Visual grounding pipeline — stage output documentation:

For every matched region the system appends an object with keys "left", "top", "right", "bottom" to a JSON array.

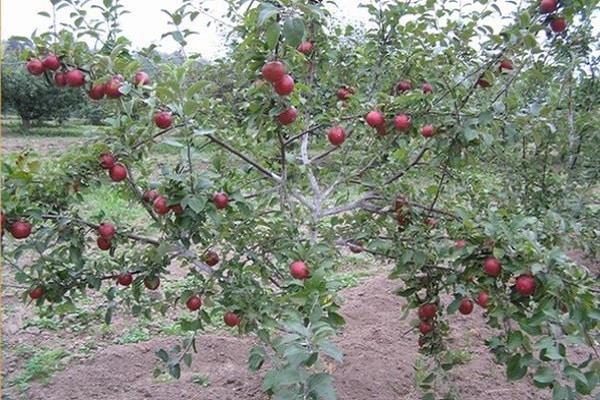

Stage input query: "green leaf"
[
  {"left": 257, "top": 3, "right": 278, "bottom": 26},
  {"left": 282, "top": 17, "right": 305, "bottom": 48},
  {"left": 308, "top": 373, "right": 336, "bottom": 400},
  {"left": 248, "top": 346, "right": 266, "bottom": 371},
  {"left": 320, "top": 340, "right": 343, "bottom": 363},
  {"left": 265, "top": 21, "right": 281, "bottom": 50},
  {"left": 506, "top": 354, "right": 527, "bottom": 381},
  {"left": 183, "top": 353, "right": 192, "bottom": 368},
  {"left": 533, "top": 366, "right": 555, "bottom": 384},
  {"left": 155, "top": 349, "right": 169, "bottom": 363},
  {"left": 168, "top": 363, "right": 181, "bottom": 379},
  {"left": 262, "top": 368, "right": 301, "bottom": 391}
]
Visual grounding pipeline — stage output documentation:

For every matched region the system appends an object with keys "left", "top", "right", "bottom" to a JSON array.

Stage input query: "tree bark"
[{"left": 21, "top": 117, "right": 32, "bottom": 130}]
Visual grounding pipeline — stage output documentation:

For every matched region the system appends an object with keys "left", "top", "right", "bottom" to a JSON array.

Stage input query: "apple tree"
[{"left": 2, "top": 0, "right": 599, "bottom": 399}]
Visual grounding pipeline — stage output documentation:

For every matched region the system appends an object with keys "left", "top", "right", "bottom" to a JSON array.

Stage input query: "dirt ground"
[
  {"left": 1, "top": 135, "right": 597, "bottom": 400},
  {"left": 2, "top": 136, "right": 84, "bottom": 155}
]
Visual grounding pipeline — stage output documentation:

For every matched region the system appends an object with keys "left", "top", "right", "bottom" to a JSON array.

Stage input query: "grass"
[
  {"left": 115, "top": 327, "right": 152, "bottom": 344},
  {"left": 1, "top": 115, "right": 103, "bottom": 137},
  {"left": 11, "top": 348, "right": 70, "bottom": 391}
]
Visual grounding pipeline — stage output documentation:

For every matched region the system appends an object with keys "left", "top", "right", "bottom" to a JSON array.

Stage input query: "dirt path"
[
  {"left": 14, "top": 273, "right": 562, "bottom": 400},
  {"left": 2, "top": 136, "right": 84, "bottom": 155}
]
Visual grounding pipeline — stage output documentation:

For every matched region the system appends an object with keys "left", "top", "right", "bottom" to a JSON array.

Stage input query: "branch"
[
  {"left": 384, "top": 145, "right": 430, "bottom": 185},
  {"left": 283, "top": 115, "right": 362, "bottom": 146},
  {"left": 320, "top": 192, "right": 380, "bottom": 217},
  {"left": 132, "top": 124, "right": 185, "bottom": 150}
]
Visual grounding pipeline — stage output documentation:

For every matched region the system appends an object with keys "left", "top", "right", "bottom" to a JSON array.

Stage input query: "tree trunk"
[{"left": 21, "top": 117, "right": 32, "bottom": 130}]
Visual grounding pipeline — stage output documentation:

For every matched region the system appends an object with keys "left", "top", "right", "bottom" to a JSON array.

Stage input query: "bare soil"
[{"left": 2, "top": 136, "right": 84, "bottom": 155}]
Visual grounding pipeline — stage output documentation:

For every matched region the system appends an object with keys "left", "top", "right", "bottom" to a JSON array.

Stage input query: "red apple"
[
  {"left": 153, "top": 196, "right": 170, "bottom": 215},
  {"left": 154, "top": 111, "right": 173, "bottom": 129},
  {"left": 97, "top": 237, "right": 112, "bottom": 250},
  {"left": 203, "top": 250, "right": 220, "bottom": 266},
  {"left": 425, "top": 217, "right": 437, "bottom": 228},
  {"left": 170, "top": 204, "right": 183, "bottom": 215},
  {"left": 186, "top": 295, "right": 202, "bottom": 311},
  {"left": 54, "top": 72, "right": 67, "bottom": 87},
  {"left": 213, "top": 192, "right": 229, "bottom": 210},
  {"left": 104, "top": 77, "right": 123, "bottom": 98},
  {"left": 540, "top": 0, "right": 557, "bottom": 13},
  {"left": 297, "top": 41, "right": 314, "bottom": 54},
  {"left": 144, "top": 276, "right": 160, "bottom": 290},
  {"left": 88, "top": 84, "right": 105, "bottom": 100},
  {"left": 421, "top": 124, "right": 435, "bottom": 138},
  {"left": 224, "top": 311, "right": 241, "bottom": 327},
  {"left": 365, "top": 111, "right": 385, "bottom": 128},
  {"left": 454, "top": 239, "right": 467, "bottom": 249},
  {"left": 274, "top": 74, "right": 294, "bottom": 96},
  {"left": 422, "top": 82, "right": 433, "bottom": 94},
  {"left": 336, "top": 87, "right": 351, "bottom": 100},
  {"left": 109, "top": 163, "right": 128, "bottom": 182},
  {"left": 500, "top": 59, "right": 514, "bottom": 71},
  {"left": 117, "top": 272, "right": 133, "bottom": 286},
  {"left": 419, "top": 321, "right": 434, "bottom": 334},
  {"left": 394, "top": 114, "right": 412, "bottom": 132},
  {"left": 143, "top": 189, "right": 159, "bottom": 203},
  {"left": 515, "top": 274, "right": 536, "bottom": 296},
  {"left": 550, "top": 17, "right": 567, "bottom": 33},
  {"left": 476, "top": 291, "right": 489, "bottom": 308},
  {"left": 477, "top": 77, "right": 491, "bottom": 88},
  {"left": 99, "top": 153, "right": 116, "bottom": 170},
  {"left": 134, "top": 71, "right": 151, "bottom": 86},
  {"left": 29, "top": 286, "right": 44, "bottom": 300},
  {"left": 277, "top": 107, "right": 298, "bottom": 125},
  {"left": 418, "top": 303, "right": 437, "bottom": 320},
  {"left": 327, "top": 126, "right": 346, "bottom": 146},
  {"left": 42, "top": 54, "right": 61, "bottom": 71},
  {"left": 349, "top": 241, "right": 364, "bottom": 254},
  {"left": 290, "top": 260, "right": 310, "bottom": 280},
  {"left": 65, "top": 69, "right": 86, "bottom": 87},
  {"left": 261, "top": 61, "right": 286, "bottom": 83},
  {"left": 26, "top": 59, "right": 45, "bottom": 75},
  {"left": 483, "top": 257, "right": 502, "bottom": 277},
  {"left": 10, "top": 220, "right": 32, "bottom": 239},
  {"left": 459, "top": 299, "right": 474, "bottom": 315},
  {"left": 396, "top": 80, "right": 412, "bottom": 92},
  {"left": 97, "top": 223, "right": 116, "bottom": 240}
]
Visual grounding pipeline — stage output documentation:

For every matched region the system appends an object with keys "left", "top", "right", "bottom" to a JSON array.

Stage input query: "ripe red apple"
[
  {"left": 290, "top": 260, "right": 310, "bottom": 280},
  {"left": 277, "top": 107, "right": 298, "bottom": 125},
  {"left": 419, "top": 321, "right": 434, "bottom": 334},
  {"left": 224, "top": 311, "right": 241, "bottom": 327},
  {"left": 213, "top": 192, "right": 229, "bottom": 210},
  {"left": 154, "top": 111, "right": 173, "bottom": 129},
  {"left": 104, "top": 77, "right": 123, "bottom": 98},
  {"left": 117, "top": 272, "right": 133, "bottom": 286},
  {"left": 134, "top": 71, "right": 151, "bottom": 86},
  {"left": 26, "top": 59, "right": 45, "bottom": 75},
  {"left": 483, "top": 257, "right": 502, "bottom": 277},
  {"left": 98, "top": 223, "right": 116, "bottom": 240},
  {"left": 261, "top": 61, "right": 286, "bottom": 83},
  {"left": 454, "top": 239, "right": 467, "bottom": 249},
  {"left": 327, "top": 126, "right": 346, "bottom": 146},
  {"left": 425, "top": 217, "right": 437, "bottom": 228},
  {"left": 109, "top": 163, "right": 128, "bottom": 182},
  {"left": 393, "top": 114, "right": 412, "bottom": 132},
  {"left": 418, "top": 303, "right": 437, "bottom": 320},
  {"left": 459, "top": 299, "right": 474, "bottom": 315},
  {"left": 365, "top": 111, "right": 385, "bottom": 128},
  {"left": 42, "top": 54, "right": 61, "bottom": 71},
  {"left": 500, "top": 59, "right": 514, "bottom": 71},
  {"left": 421, "top": 124, "right": 435, "bottom": 138},
  {"left": 550, "top": 17, "right": 567, "bottom": 33},
  {"left": 422, "top": 82, "right": 433, "bottom": 94},
  {"left": 88, "top": 84, "right": 106, "bottom": 100},
  {"left": 97, "top": 237, "right": 112, "bottom": 250},
  {"left": 336, "top": 87, "right": 351, "bottom": 101},
  {"left": 540, "top": 0, "right": 557, "bottom": 13},
  {"left": 515, "top": 274, "right": 536, "bottom": 296},
  {"left": 153, "top": 196, "right": 170, "bottom": 215},
  {"left": 477, "top": 77, "right": 491, "bottom": 88},
  {"left": 186, "top": 295, "right": 202, "bottom": 311},
  {"left": 54, "top": 72, "right": 67, "bottom": 87},
  {"left": 297, "top": 41, "right": 314, "bottom": 54},
  {"left": 476, "top": 291, "right": 489, "bottom": 308},
  {"left": 10, "top": 220, "right": 32, "bottom": 239},
  {"left": 204, "top": 250, "right": 220, "bottom": 266},
  {"left": 99, "top": 153, "right": 116, "bottom": 169},
  {"left": 65, "top": 69, "right": 86, "bottom": 87},
  {"left": 29, "top": 286, "right": 44, "bottom": 300},
  {"left": 170, "top": 204, "right": 183, "bottom": 214},
  {"left": 274, "top": 74, "right": 294, "bottom": 96},
  {"left": 396, "top": 80, "right": 412, "bottom": 92},
  {"left": 143, "top": 189, "right": 159, "bottom": 203},
  {"left": 144, "top": 276, "right": 160, "bottom": 290}
]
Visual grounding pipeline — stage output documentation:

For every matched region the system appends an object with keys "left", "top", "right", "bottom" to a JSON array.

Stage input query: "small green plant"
[
  {"left": 191, "top": 374, "right": 211, "bottom": 386},
  {"left": 12, "top": 348, "right": 69, "bottom": 391},
  {"left": 115, "top": 327, "right": 151, "bottom": 344}
]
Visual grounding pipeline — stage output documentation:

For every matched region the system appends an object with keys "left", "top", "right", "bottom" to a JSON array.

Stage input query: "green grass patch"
[
  {"left": 12, "top": 348, "right": 70, "bottom": 391},
  {"left": 75, "top": 184, "right": 149, "bottom": 228},
  {"left": 2, "top": 118, "right": 103, "bottom": 137},
  {"left": 114, "top": 327, "right": 152, "bottom": 344}
]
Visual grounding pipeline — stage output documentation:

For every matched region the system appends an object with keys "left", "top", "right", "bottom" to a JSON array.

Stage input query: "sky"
[{"left": 0, "top": 0, "right": 370, "bottom": 58}]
